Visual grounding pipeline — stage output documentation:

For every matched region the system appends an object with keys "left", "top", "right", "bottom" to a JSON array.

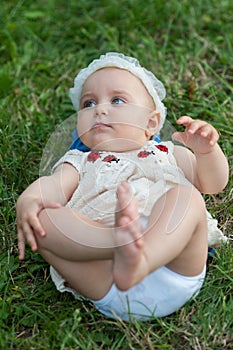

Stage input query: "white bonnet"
[{"left": 70, "top": 52, "right": 167, "bottom": 131}]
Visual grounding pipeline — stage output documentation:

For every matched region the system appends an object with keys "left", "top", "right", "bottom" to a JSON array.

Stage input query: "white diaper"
[
  {"left": 92, "top": 265, "right": 206, "bottom": 321},
  {"left": 50, "top": 264, "right": 206, "bottom": 321}
]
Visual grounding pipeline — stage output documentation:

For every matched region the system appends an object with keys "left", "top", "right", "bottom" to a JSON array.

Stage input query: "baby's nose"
[{"left": 95, "top": 103, "right": 108, "bottom": 116}]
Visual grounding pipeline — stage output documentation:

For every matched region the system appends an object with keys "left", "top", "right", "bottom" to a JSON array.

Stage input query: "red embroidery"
[
  {"left": 87, "top": 151, "right": 101, "bottom": 162},
  {"left": 137, "top": 150, "right": 150, "bottom": 158},
  {"left": 103, "top": 155, "right": 120, "bottom": 163},
  {"left": 156, "top": 145, "right": 168, "bottom": 153}
]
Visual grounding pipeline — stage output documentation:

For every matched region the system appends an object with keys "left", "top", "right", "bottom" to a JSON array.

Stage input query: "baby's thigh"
[
  {"left": 36, "top": 207, "right": 113, "bottom": 260},
  {"left": 148, "top": 185, "right": 206, "bottom": 234},
  {"left": 49, "top": 258, "right": 114, "bottom": 300},
  {"left": 146, "top": 185, "right": 207, "bottom": 275}
]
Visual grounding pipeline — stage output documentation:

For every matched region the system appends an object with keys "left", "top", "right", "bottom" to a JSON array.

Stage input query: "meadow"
[{"left": 0, "top": 0, "right": 232, "bottom": 349}]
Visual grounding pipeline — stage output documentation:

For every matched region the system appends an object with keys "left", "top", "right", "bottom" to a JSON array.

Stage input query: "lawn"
[{"left": 0, "top": 0, "right": 232, "bottom": 349}]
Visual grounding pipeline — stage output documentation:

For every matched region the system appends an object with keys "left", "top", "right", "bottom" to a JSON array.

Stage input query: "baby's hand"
[
  {"left": 16, "top": 196, "right": 61, "bottom": 260},
  {"left": 172, "top": 116, "right": 219, "bottom": 154}
]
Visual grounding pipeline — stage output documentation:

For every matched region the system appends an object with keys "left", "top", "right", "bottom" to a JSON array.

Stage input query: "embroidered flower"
[
  {"left": 103, "top": 155, "right": 120, "bottom": 163},
  {"left": 87, "top": 151, "right": 101, "bottom": 162},
  {"left": 156, "top": 144, "right": 168, "bottom": 153}
]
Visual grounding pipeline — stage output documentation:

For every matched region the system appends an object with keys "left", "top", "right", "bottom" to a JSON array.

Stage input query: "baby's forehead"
[
  {"left": 83, "top": 67, "right": 152, "bottom": 93},
  {"left": 84, "top": 67, "right": 139, "bottom": 82}
]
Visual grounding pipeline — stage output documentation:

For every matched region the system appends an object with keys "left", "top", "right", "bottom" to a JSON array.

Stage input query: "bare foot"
[{"left": 113, "top": 182, "right": 149, "bottom": 291}]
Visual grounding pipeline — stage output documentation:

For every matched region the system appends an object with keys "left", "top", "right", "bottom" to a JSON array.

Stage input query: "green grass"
[{"left": 0, "top": 0, "right": 232, "bottom": 348}]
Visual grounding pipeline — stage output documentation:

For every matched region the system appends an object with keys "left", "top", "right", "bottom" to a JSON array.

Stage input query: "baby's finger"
[
  {"left": 186, "top": 120, "right": 208, "bottom": 135},
  {"left": 212, "top": 128, "right": 219, "bottom": 144},
  {"left": 23, "top": 223, "right": 38, "bottom": 252},
  {"left": 20, "top": 221, "right": 39, "bottom": 251},
  {"left": 176, "top": 116, "right": 193, "bottom": 126},
  {"left": 197, "top": 124, "right": 219, "bottom": 143},
  {"left": 17, "top": 229, "right": 26, "bottom": 260},
  {"left": 45, "top": 202, "right": 62, "bottom": 209},
  {"left": 28, "top": 215, "right": 46, "bottom": 237},
  {"left": 207, "top": 127, "right": 219, "bottom": 146},
  {"left": 197, "top": 124, "right": 213, "bottom": 138}
]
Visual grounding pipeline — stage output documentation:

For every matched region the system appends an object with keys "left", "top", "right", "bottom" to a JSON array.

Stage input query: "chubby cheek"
[
  {"left": 78, "top": 128, "right": 92, "bottom": 147},
  {"left": 116, "top": 111, "right": 147, "bottom": 129},
  {"left": 118, "top": 125, "right": 148, "bottom": 144},
  {"left": 77, "top": 117, "right": 92, "bottom": 139},
  {"left": 122, "top": 120, "right": 148, "bottom": 136}
]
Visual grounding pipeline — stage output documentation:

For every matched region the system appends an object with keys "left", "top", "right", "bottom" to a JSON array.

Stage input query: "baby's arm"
[
  {"left": 16, "top": 163, "right": 79, "bottom": 259},
  {"left": 173, "top": 116, "right": 229, "bottom": 194}
]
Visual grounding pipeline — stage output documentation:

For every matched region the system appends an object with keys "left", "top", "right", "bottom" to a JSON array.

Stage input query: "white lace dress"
[{"left": 52, "top": 140, "right": 227, "bottom": 246}]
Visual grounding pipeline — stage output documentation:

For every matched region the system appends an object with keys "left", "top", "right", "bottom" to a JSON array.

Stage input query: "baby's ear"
[{"left": 146, "top": 111, "right": 160, "bottom": 138}]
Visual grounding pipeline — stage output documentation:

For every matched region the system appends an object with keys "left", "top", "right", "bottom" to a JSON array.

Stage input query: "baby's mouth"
[{"left": 92, "top": 122, "right": 112, "bottom": 130}]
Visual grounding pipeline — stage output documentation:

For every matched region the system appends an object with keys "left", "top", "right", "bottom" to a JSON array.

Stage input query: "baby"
[{"left": 17, "top": 53, "right": 229, "bottom": 321}]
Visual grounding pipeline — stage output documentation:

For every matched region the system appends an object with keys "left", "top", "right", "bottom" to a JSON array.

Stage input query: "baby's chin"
[{"left": 91, "top": 139, "right": 146, "bottom": 153}]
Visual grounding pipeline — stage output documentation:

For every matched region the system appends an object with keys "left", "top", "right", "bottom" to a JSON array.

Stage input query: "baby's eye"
[
  {"left": 83, "top": 100, "right": 96, "bottom": 108},
  {"left": 112, "top": 98, "right": 125, "bottom": 105}
]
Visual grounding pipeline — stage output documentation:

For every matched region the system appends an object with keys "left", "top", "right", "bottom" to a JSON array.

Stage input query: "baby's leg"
[
  {"left": 113, "top": 182, "right": 150, "bottom": 290},
  {"left": 145, "top": 185, "right": 208, "bottom": 277},
  {"left": 113, "top": 183, "right": 208, "bottom": 290},
  {"left": 36, "top": 208, "right": 116, "bottom": 300},
  {"left": 41, "top": 250, "right": 113, "bottom": 300},
  {"left": 36, "top": 207, "right": 115, "bottom": 261}
]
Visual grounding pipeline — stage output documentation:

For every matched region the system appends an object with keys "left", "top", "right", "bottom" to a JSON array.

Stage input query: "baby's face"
[{"left": 77, "top": 68, "right": 160, "bottom": 152}]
